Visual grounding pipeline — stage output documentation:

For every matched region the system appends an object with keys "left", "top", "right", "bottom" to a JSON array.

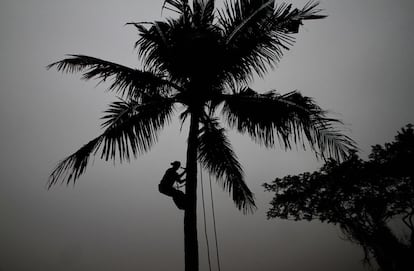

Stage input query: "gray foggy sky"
[{"left": 1, "top": 0, "right": 413, "bottom": 270}]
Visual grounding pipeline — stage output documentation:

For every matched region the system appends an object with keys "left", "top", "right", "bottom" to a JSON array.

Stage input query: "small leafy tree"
[{"left": 264, "top": 124, "right": 414, "bottom": 271}]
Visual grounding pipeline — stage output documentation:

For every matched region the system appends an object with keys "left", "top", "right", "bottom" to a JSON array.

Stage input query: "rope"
[
  {"left": 199, "top": 164, "right": 212, "bottom": 271},
  {"left": 209, "top": 173, "right": 222, "bottom": 271}
]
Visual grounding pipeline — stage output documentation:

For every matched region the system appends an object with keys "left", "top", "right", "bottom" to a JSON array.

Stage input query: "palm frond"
[
  {"left": 222, "top": 88, "right": 356, "bottom": 161},
  {"left": 217, "top": 0, "right": 326, "bottom": 85},
  {"left": 132, "top": 20, "right": 188, "bottom": 77},
  {"left": 48, "top": 137, "right": 104, "bottom": 188},
  {"left": 48, "top": 96, "right": 176, "bottom": 187},
  {"left": 100, "top": 96, "right": 175, "bottom": 161},
  {"left": 162, "top": 0, "right": 192, "bottom": 17},
  {"left": 47, "top": 55, "right": 173, "bottom": 98},
  {"left": 217, "top": 0, "right": 292, "bottom": 84},
  {"left": 305, "top": 118, "right": 357, "bottom": 162},
  {"left": 192, "top": 0, "right": 216, "bottom": 26},
  {"left": 300, "top": 1, "right": 327, "bottom": 20},
  {"left": 224, "top": 0, "right": 275, "bottom": 43},
  {"left": 198, "top": 117, "right": 256, "bottom": 213},
  {"left": 134, "top": 16, "right": 223, "bottom": 84},
  {"left": 133, "top": 20, "right": 180, "bottom": 77},
  {"left": 271, "top": 1, "right": 327, "bottom": 31}
]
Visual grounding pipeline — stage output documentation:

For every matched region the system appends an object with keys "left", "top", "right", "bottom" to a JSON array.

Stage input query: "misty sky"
[{"left": 1, "top": 0, "right": 413, "bottom": 270}]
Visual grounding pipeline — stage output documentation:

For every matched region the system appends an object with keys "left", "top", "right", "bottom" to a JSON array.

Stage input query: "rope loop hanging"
[
  {"left": 200, "top": 164, "right": 212, "bottom": 271},
  {"left": 199, "top": 164, "right": 222, "bottom": 271},
  {"left": 209, "top": 172, "right": 222, "bottom": 271}
]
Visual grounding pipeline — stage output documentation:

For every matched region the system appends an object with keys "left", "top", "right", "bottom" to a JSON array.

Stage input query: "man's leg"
[
  {"left": 171, "top": 189, "right": 187, "bottom": 210},
  {"left": 159, "top": 185, "right": 186, "bottom": 209},
  {"left": 159, "top": 184, "right": 175, "bottom": 197}
]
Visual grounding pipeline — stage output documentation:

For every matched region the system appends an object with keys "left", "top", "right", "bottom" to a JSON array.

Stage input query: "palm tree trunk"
[{"left": 184, "top": 112, "right": 199, "bottom": 271}]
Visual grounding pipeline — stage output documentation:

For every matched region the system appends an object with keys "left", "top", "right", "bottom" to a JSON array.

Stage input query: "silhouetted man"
[{"left": 159, "top": 161, "right": 186, "bottom": 210}]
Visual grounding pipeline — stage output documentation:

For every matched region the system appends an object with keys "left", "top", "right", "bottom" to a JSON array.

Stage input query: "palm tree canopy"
[{"left": 48, "top": 0, "right": 355, "bottom": 213}]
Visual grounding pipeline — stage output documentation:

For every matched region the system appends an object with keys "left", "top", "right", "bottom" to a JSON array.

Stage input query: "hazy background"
[{"left": 1, "top": 0, "right": 413, "bottom": 270}]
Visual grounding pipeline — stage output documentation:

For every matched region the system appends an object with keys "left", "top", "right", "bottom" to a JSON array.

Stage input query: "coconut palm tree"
[{"left": 47, "top": 1, "right": 355, "bottom": 270}]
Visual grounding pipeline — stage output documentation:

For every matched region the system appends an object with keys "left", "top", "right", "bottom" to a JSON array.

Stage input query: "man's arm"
[{"left": 177, "top": 169, "right": 186, "bottom": 184}]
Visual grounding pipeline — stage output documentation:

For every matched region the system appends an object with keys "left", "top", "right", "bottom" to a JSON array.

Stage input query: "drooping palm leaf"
[
  {"left": 47, "top": 55, "right": 174, "bottom": 98},
  {"left": 48, "top": 96, "right": 175, "bottom": 187},
  {"left": 100, "top": 95, "right": 176, "bottom": 161},
  {"left": 222, "top": 88, "right": 356, "bottom": 161},
  {"left": 198, "top": 117, "right": 256, "bottom": 213},
  {"left": 305, "top": 117, "right": 356, "bottom": 161},
  {"left": 48, "top": 136, "right": 104, "bottom": 188}
]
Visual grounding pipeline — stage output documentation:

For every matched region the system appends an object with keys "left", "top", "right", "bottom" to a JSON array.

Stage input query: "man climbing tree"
[{"left": 159, "top": 161, "right": 187, "bottom": 209}]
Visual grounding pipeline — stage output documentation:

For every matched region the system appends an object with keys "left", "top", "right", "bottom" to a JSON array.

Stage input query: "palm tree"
[{"left": 47, "top": 1, "right": 355, "bottom": 270}]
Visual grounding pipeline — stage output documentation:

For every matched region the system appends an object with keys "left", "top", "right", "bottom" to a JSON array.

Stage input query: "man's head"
[{"left": 171, "top": 161, "right": 181, "bottom": 170}]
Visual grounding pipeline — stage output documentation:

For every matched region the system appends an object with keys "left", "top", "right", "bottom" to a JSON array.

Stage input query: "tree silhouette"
[
  {"left": 48, "top": 1, "right": 355, "bottom": 270},
  {"left": 264, "top": 124, "right": 414, "bottom": 271}
]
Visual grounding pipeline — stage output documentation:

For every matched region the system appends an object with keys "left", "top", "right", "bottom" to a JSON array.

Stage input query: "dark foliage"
[
  {"left": 198, "top": 117, "right": 256, "bottom": 212},
  {"left": 47, "top": 0, "right": 349, "bottom": 214},
  {"left": 264, "top": 124, "right": 414, "bottom": 270},
  {"left": 48, "top": 1, "right": 353, "bottom": 270},
  {"left": 222, "top": 88, "right": 354, "bottom": 161}
]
